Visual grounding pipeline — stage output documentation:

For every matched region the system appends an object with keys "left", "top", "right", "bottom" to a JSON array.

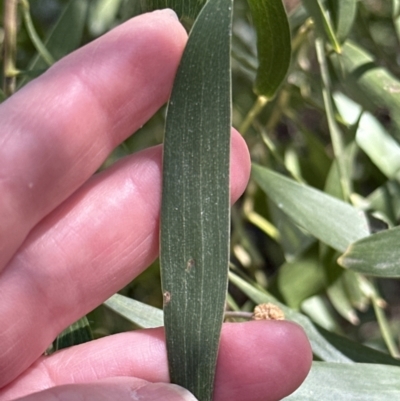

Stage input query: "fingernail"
[{"left": 155, "top": 8, "right": 179, "bottom": 21}]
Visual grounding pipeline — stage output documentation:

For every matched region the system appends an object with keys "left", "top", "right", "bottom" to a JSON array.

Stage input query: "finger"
[
  {"left": 0, "top": 9, "right": 187, "bottom": 269},
  {"left": 0, "top": 322, "right": 312, "bottom": 401},
  {"left": 15, "top": 378, "right": 197, "bottom": 401},
  {"left": 0, "top": 130, "right": 250, "bottom": 387}
]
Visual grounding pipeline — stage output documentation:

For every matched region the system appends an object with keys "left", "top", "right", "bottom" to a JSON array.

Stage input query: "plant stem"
[
  {"left": 239, "top": 95, "right": 268, "bottom": 135},
  {"left": 19, "top": 0, "right": 54, "bottom": 66},
  {"left": 360, "top": 277, "right": 400, "bottom": 358},
  {"left": 3, "top": 0, "right": 18, "bottom": 96},
  {"left": 246, "top": 210, "right": 281, "bottom": 242},
  {"left": 315, "top": 37, "right": 352, "bottom": 201}
]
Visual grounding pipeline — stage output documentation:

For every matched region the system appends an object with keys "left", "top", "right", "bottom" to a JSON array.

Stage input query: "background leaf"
[
  {"left": 330, "top": 41, "right": 400, "bottom": 141},
  {"left": 302, "top": 0, "right": 341, "bottom": 52},
  {"left": 88, "top": 0, "right": 123, "bottom": 36},
  {"left": 326, "top": 0, "right": 357, "bottom": 43},
  {"left": 316, "top": 325, "right": 400, "bottom": 366},
  {"left": 356, "top": 113, "right": 400, "bottom": 180},
  {"left": 339, "top": 227, "right": 400, "bottom": 277},
  {"left": 160, "top": 0, "right": 233, "bottom": 399},
  {"left": 103, "top": 294, "right": 163, "bottom": 328},
  {"left": 20, "top": 0, "right": 89, "bottom": 85},
  {"left": 252, "top": 164, "right": 370, "bottom": 252},
  {"left": 285, "top": 362, "right": 400, "bottom": 400},
  {"left": 53, "top": 316, "right": 93, "bottom": 353},
  {"left": 246, "top": 0, "right": 291, "bottom": 98}
]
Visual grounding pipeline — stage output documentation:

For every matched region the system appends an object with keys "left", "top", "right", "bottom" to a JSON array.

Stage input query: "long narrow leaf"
[
  {"left": 246, "top": 0, "right": 291, "bottom": 98},
  {"left": 331, "top": 42, "right": 400, "bottom": 139},
  {"left": 103, "top": 293, "right": 163, "bottom": 328},
  {"left": 285, "top": 362, "right": 400, "bottom": 400},
  {"left": 252, "top": 164, "right": 370, "bottom": 252},
  {"left": 316, "top": 37, "right": 351, "bottom": 200},
  {"left": 338, "top": 227, "right": 400, "bottom": 277},
  {"left": 316, "top": 325, "right": 400, "bottom": 366},
  {"left": 302, "top": 0, "right": 341, "bottom": 52},
  {"left": 54, "top": 316, "right": 93, "bottom": 352},
  {"left": 326, "top": 0, "right": 357, "bottom": 43},
  {"left": 160, "top": 0, "right": 233, "bottom": 399},
  {"left": 356, "top": 113, "right": 400, "bottom": 180}
]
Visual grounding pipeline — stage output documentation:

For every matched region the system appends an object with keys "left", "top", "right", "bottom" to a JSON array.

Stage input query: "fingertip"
[
  {"left": 230, "top": 129, "right": 250, "bottom": 203},
  {"left": 216, "top": 321, "right": 312, "bottom": 401}
]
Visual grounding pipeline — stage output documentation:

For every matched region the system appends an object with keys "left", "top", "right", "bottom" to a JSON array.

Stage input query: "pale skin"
[{"left": 0, "top": 9, "right": 312, "bottom": 401}]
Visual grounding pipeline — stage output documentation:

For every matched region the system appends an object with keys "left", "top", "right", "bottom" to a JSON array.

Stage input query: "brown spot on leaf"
[
  {"left": 163, "top": 291, "right": 171, "bottom": 306},
  {"left": 186, "top": 258, "right": 195, "bottom": 272}
]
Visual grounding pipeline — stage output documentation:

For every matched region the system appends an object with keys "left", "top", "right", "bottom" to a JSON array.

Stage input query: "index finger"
[{"left": 0, "top": 9, "right": 187, "bottom": 270}]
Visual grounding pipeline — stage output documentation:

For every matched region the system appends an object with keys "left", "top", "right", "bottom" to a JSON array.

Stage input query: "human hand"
[{"left": 0, "top": 10, "right": 312, "bottom": 401}]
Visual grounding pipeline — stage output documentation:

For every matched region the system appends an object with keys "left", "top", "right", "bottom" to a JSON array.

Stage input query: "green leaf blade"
[
  {"left": 356, "top": 113, "right": 400, "bottom": 180},
  {"left": 285, "top": 362, "right": 400, "bottom": 400},
  {"left": 247, "top": 0, "right": 291, "bottom": 98},
  {"left": 103, "top": 294, "right": 164, "bottom": 328},
  {"left": 327, "top": 0, "right": 357, "bottom": 43},
  {"left": 53, "top": 316, "right": 93, "bottom": 353},
  {"left": 302, "top": 0, "right": 341, "bottom": 52},
  {"left": 339, "top": 227, "right": 400, "bottom": 277},
  {"left": 160, "top": 0, "right": 233, "bottom": 399},
  {"left": 331, "top": 42, "right": 400, "bottom": 141},
  {"left": 252, "top": 164, "right": 369, "bottom": 252}
]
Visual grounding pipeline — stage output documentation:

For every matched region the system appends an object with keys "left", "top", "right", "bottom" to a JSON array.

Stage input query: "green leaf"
[
  {"left": 327, "top": 275, "right": 359, "bottom": 324},
  {"left": 246, "top": 0, "right": 291, "bottom": 98},
  {"left": 252, "top": 164, "right": 370, "bottom": 252},
  {"left": 394, "top": 0, "right": 400, "bottom": 42},
  {"left": 326, "top": 0, "right": 357, "bottom": 43},
  {"left": 88, "top": 0, "right": 123, "bottom": 36},
  {"left": 315, "top": 325, "right": 400, "bottom": 366},
  {"left": 229, "top": 272, "right": 352, "bottom": 363},
  {"left": 302, "top": 0, "right": 341, "bottom": 52},
  {"left": 103, "top": 293, "right": 163, "bottom": 328},
  {"left": 330, "top": 41, "right": 400, "bottom": 141},
  {"left": 356, "top": 112, "right": 400, "bottom": 180},
  {"left": 341, "top": 270, "right": 369, "bottom": 311},
  {"left": 285, "top": 362, "right": 400, "bottom": 400},
  {"left": 338, "top": 227, "right": 400, "bottom": 277},
  {"left": 333, "top": 92, "right": 362, "bottom": 126},
  {"left": 301, "top": 295, "right": 341, "bottom": 332},
  {"left": 324, "top": 142, "right": 358, "bottom": 201},
  {"left": 315, "top": 37, "right": 351, "bottom": 200},
  {"left": 368, "top": 181, "right": 400, "bottom": 226},
  {"left": 160, "top": 0, "right": 233, "bottom": 399},
  {"left": 54, "top": 316, "right": 93, "bottom": 352}
]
